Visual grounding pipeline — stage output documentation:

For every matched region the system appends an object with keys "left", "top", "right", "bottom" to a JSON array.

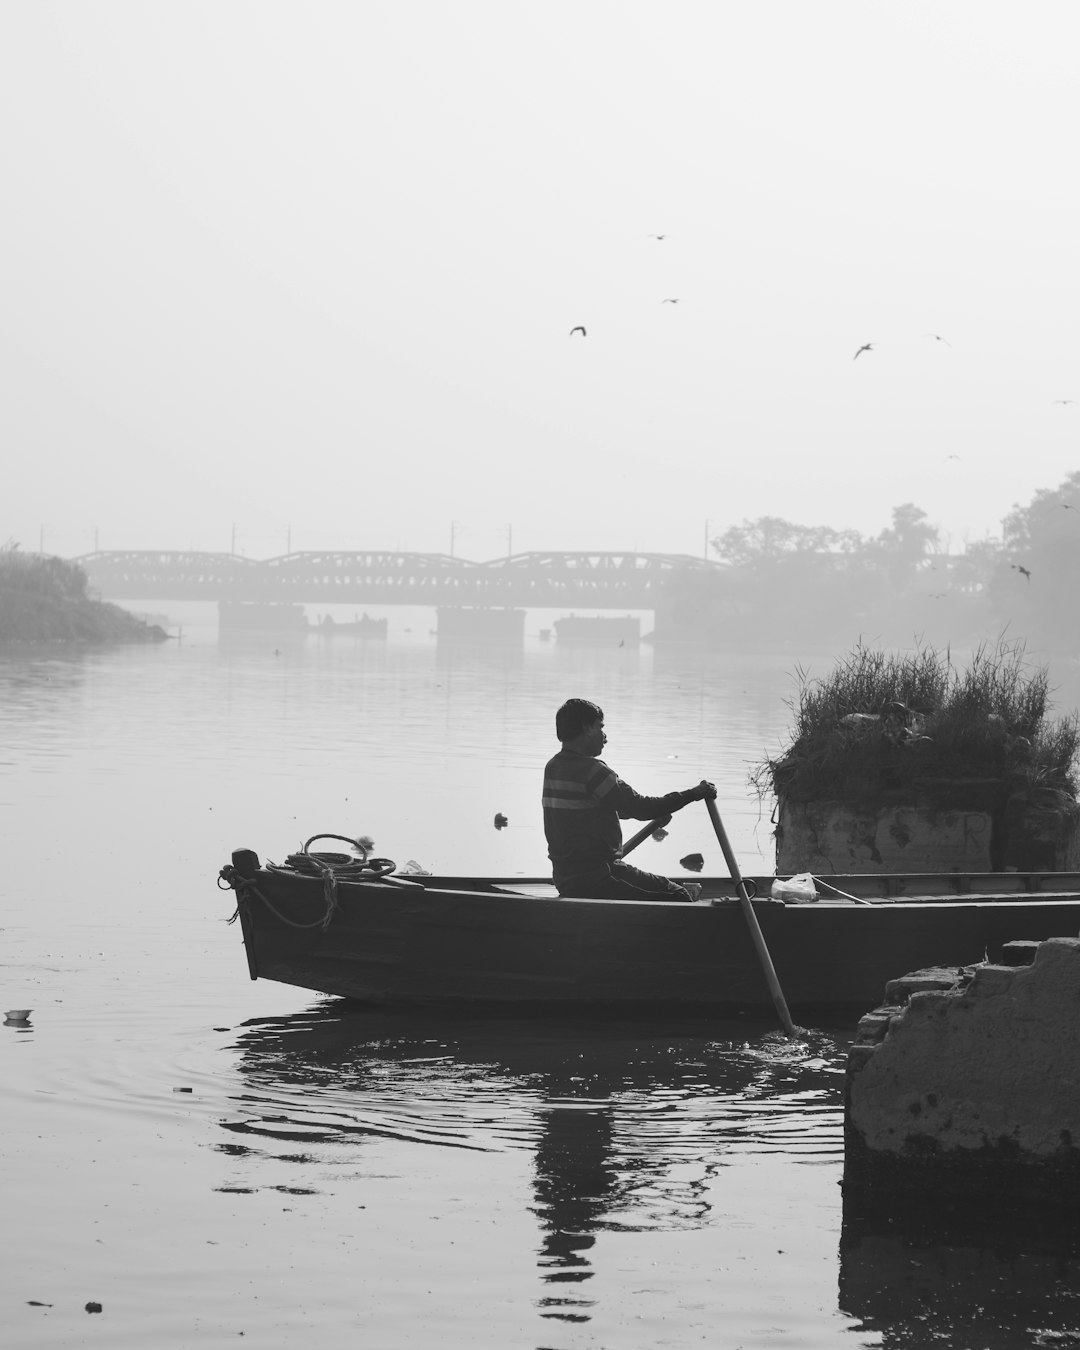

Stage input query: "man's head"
[{"left": 556, "top": 698, "right": 606, "bottom": 755}]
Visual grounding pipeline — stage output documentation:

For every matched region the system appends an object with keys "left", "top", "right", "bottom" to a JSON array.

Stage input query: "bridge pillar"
[
  {"left": 219, "top": 600, "right": 308, "bottom": 633},
  {"left": 436, "top": 607, "right": 525, "bottom": 644}
]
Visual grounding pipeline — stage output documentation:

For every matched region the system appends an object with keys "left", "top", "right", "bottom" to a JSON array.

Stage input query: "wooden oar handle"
[
  {"left": 621, "top": 813, "right": 673, "bottom": 857},
  {"left": 705, "top": 799, "right": 799, "bottom": 1038}
]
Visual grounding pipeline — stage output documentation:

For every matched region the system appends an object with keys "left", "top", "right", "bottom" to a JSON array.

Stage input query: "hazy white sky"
[{"left": 3, "top": 1, "right": 1079, "bottom": 560}]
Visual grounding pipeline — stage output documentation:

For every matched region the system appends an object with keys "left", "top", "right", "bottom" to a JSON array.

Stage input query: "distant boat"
[
  {"left": 314, "top": 613, "right": 388, "bottom": 638},
  {"left": 218, "top": 603, "right": 388, "bottom": 638}
]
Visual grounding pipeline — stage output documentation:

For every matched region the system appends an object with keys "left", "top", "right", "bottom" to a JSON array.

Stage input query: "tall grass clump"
[
  {"left": 0, "top": 547, "right": 165, "bottom": 643},
  {"left": 0, "top": 548, "right": 89, "bottom": 600},
  {"left": 753, "top": 638, "right": 1080, "bottom": 807}
]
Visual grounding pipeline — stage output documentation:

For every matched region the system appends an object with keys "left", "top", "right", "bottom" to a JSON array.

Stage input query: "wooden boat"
[{"left": 219, "top": 834, "right": 1080, "bottom": 1022}]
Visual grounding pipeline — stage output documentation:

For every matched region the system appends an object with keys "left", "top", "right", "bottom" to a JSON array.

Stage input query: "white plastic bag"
[{"left": 770, "top": 872, "right": 818, "bottom": 904}]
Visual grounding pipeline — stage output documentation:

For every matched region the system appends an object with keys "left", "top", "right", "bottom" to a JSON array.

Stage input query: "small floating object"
[
  {"left": 85, "top": 1302, "right": 103, "bottom": 1314},
  {"left": 4, "top": 1009, "right": 31, "bottom": 1022},
  {"left": 494, "top": 813, "right": 508, "bottom": 830},
  {"left": 651, "top": 827, "right": 669, "bottom": 841},
  {"left": 172, "top": 1086, "right": 193, "bottom": 1093},
  {"left": 679, "top": 853, "right": 705, "bottom": 872}
]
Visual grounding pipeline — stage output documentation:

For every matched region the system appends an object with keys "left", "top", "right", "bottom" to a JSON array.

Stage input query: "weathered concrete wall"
[
  {"left": 776, "top": 802, "right": 994, "bottom": 873},
  {"left": 844, "top": 937, "right": 1080, "bottom": 1202},
  {"left": 1002, "top": 787, "right": 1080, "bottom": 872},
  {"left": 777, "top": 790, "right": 1080, "bottom": 874}
]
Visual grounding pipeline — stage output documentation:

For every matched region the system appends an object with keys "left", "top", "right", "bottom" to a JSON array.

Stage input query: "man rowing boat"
[{"left": 542, "top": 698, "right": 716, "bottom": 902}]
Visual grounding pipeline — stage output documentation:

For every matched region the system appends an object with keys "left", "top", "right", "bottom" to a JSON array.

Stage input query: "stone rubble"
[{"left": 844, "top": 935, "right": 1080, "bottom": 1203}]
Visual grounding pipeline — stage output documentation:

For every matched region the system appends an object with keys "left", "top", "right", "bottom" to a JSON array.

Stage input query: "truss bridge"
[{"left": 72, "top": 549, "right": 724, "bottom": 610}]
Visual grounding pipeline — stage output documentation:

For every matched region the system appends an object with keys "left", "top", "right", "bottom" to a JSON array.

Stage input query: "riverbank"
[{"left": 0, "top": 551, "right": 168, "bottom": 644}]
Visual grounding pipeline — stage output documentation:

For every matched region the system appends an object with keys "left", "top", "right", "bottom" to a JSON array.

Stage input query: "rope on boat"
[
  {"left": 219, "top": 868, "right": 339, "bottom": 930},
  {"left": 218, "top": 833, "right": 399, "bottom": 931},
  {"left": 807, "top": 874, "right": 875, "bottom": 905}
]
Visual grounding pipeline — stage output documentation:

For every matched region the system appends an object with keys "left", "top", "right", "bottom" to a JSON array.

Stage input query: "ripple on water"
[{"left": 190, "top": 1008, "right": 851, "bottom": 1186}]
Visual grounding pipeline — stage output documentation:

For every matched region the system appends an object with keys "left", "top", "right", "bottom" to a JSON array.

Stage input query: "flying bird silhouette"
[
  {"left": 648, "top": 234, "right": 667, "bottom": 240},
  {"left": 661, "top": 298, "right": 679, "bottom": 304},
  {"left": 569, "top": 326, "right": 586, "bottom": 337},
  {"left": 853, "top": 343, "right": 873, "bottom": 360},
  {"left": 1052, "top": 399, "right": 1077, "bottom": 405},
  {"left": 926, "top": 333, "right": 952, "bottom": 346},
  {"left": 1011, "top": 564, "right": 1032, "bottom": 581}
]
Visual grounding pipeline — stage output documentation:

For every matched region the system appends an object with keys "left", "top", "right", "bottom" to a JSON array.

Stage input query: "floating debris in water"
[
  {"left": 651, "top": 827, "right": 669, "bottom": 841},
  {"left": 172, "top": 1086, "right": 193, "bottom": 1093},
  {"left": 494, "top": 813, "right": 508, "bottom": 830},
  {"left": 85, "top": 1302, "right": 102, "bottom": 1314},
  {"left": 679, "top": 853, "right": 705, "bottom": 872}
]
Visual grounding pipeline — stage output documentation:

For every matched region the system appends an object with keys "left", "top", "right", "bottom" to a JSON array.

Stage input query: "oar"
[
  {"left": 621, "top": 813, "right": 672, "bottom": 858},
  {"left": 704, "top": 798, "right": 799, "bottom": 1038}
]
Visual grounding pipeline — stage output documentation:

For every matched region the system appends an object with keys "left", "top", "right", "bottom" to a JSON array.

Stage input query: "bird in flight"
[
  {"left": 648, "top": 234, "right": 667, "bottom": 240},
  {"left": 1052, "top": 399, "right": 1077, "bottom": 405},
  {"left": 569, "top": 326, "right": 587, "bottom": 337},
  {"left": 926, "top": 333, "right": 952, "bottom": 346},
  {"left": 853, "top": 343, "right": 873, "bottom": 360},
  {"left": 661, "top": 298, "right": 679, "bottom": 304},
  {"left": 947, "top": 454, "right": 961, "bottom": 460},
  {"left": 1011, "top": 564, "right": 1032, "bottom": 581}
]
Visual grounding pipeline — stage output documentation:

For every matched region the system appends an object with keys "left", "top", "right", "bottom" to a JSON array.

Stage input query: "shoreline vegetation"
[
  {"left": 752, "top": 638, "right": 1080, "bottom": 812},
  {"left": 0, "top": 549, "right": 168, "bottom": 645}
]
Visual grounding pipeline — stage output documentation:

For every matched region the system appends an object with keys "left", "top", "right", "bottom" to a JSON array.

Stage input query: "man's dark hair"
[{"left": 556, "top": 698, "right": 603, "bottom": 742}]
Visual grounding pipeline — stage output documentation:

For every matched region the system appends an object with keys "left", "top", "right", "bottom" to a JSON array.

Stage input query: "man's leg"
[{"left": 561, "top": 862, "right": 694, "bottom": 902}]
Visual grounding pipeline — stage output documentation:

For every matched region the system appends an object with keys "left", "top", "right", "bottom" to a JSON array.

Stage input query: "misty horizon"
[{"left": 4, "top": 4, "right": 1080, "bottom": 562}]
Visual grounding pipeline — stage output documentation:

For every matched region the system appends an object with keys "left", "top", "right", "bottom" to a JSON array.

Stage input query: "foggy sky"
[{"left": 3, "top": 2, "right": 1079, "bottom": 561}]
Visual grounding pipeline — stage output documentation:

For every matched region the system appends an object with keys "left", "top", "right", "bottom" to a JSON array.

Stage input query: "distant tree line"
[{"left": 657, "top": 472, "right": 1080, "bottom": 650}]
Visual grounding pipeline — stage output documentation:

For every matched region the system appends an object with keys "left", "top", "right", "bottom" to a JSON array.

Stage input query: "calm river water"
[{"left": 4, "top": 606, "right": 1080, "bottom": 1348}]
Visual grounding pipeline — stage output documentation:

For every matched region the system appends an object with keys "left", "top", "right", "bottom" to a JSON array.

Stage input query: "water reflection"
[
  {"left": 223, "top": 1006, "right": 848, "bottom": 1325},
  {"left": 0, "top": 646, "right": 90, "bottom": 695},
  {"left": 839, "top": 1190, "right": 1080, "bottom": 1348}
]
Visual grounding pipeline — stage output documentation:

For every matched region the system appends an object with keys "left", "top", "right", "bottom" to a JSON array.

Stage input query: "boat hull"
[{"left": 228, "top": 865, "right": 1080, "bottom": 1019}]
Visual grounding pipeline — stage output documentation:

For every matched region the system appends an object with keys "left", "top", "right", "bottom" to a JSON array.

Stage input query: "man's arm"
[{"left": 610, "top": 777, "right": 716, "bottom": 821}]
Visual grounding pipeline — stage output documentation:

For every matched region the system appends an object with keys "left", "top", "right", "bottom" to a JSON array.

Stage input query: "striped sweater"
[{"left": 542, "top": 748, "right": 697, "bottom": 884}]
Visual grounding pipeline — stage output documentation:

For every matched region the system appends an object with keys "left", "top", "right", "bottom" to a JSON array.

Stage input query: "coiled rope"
[{"left": 219, "top": 833, "right": 398, "bottom": 931}]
